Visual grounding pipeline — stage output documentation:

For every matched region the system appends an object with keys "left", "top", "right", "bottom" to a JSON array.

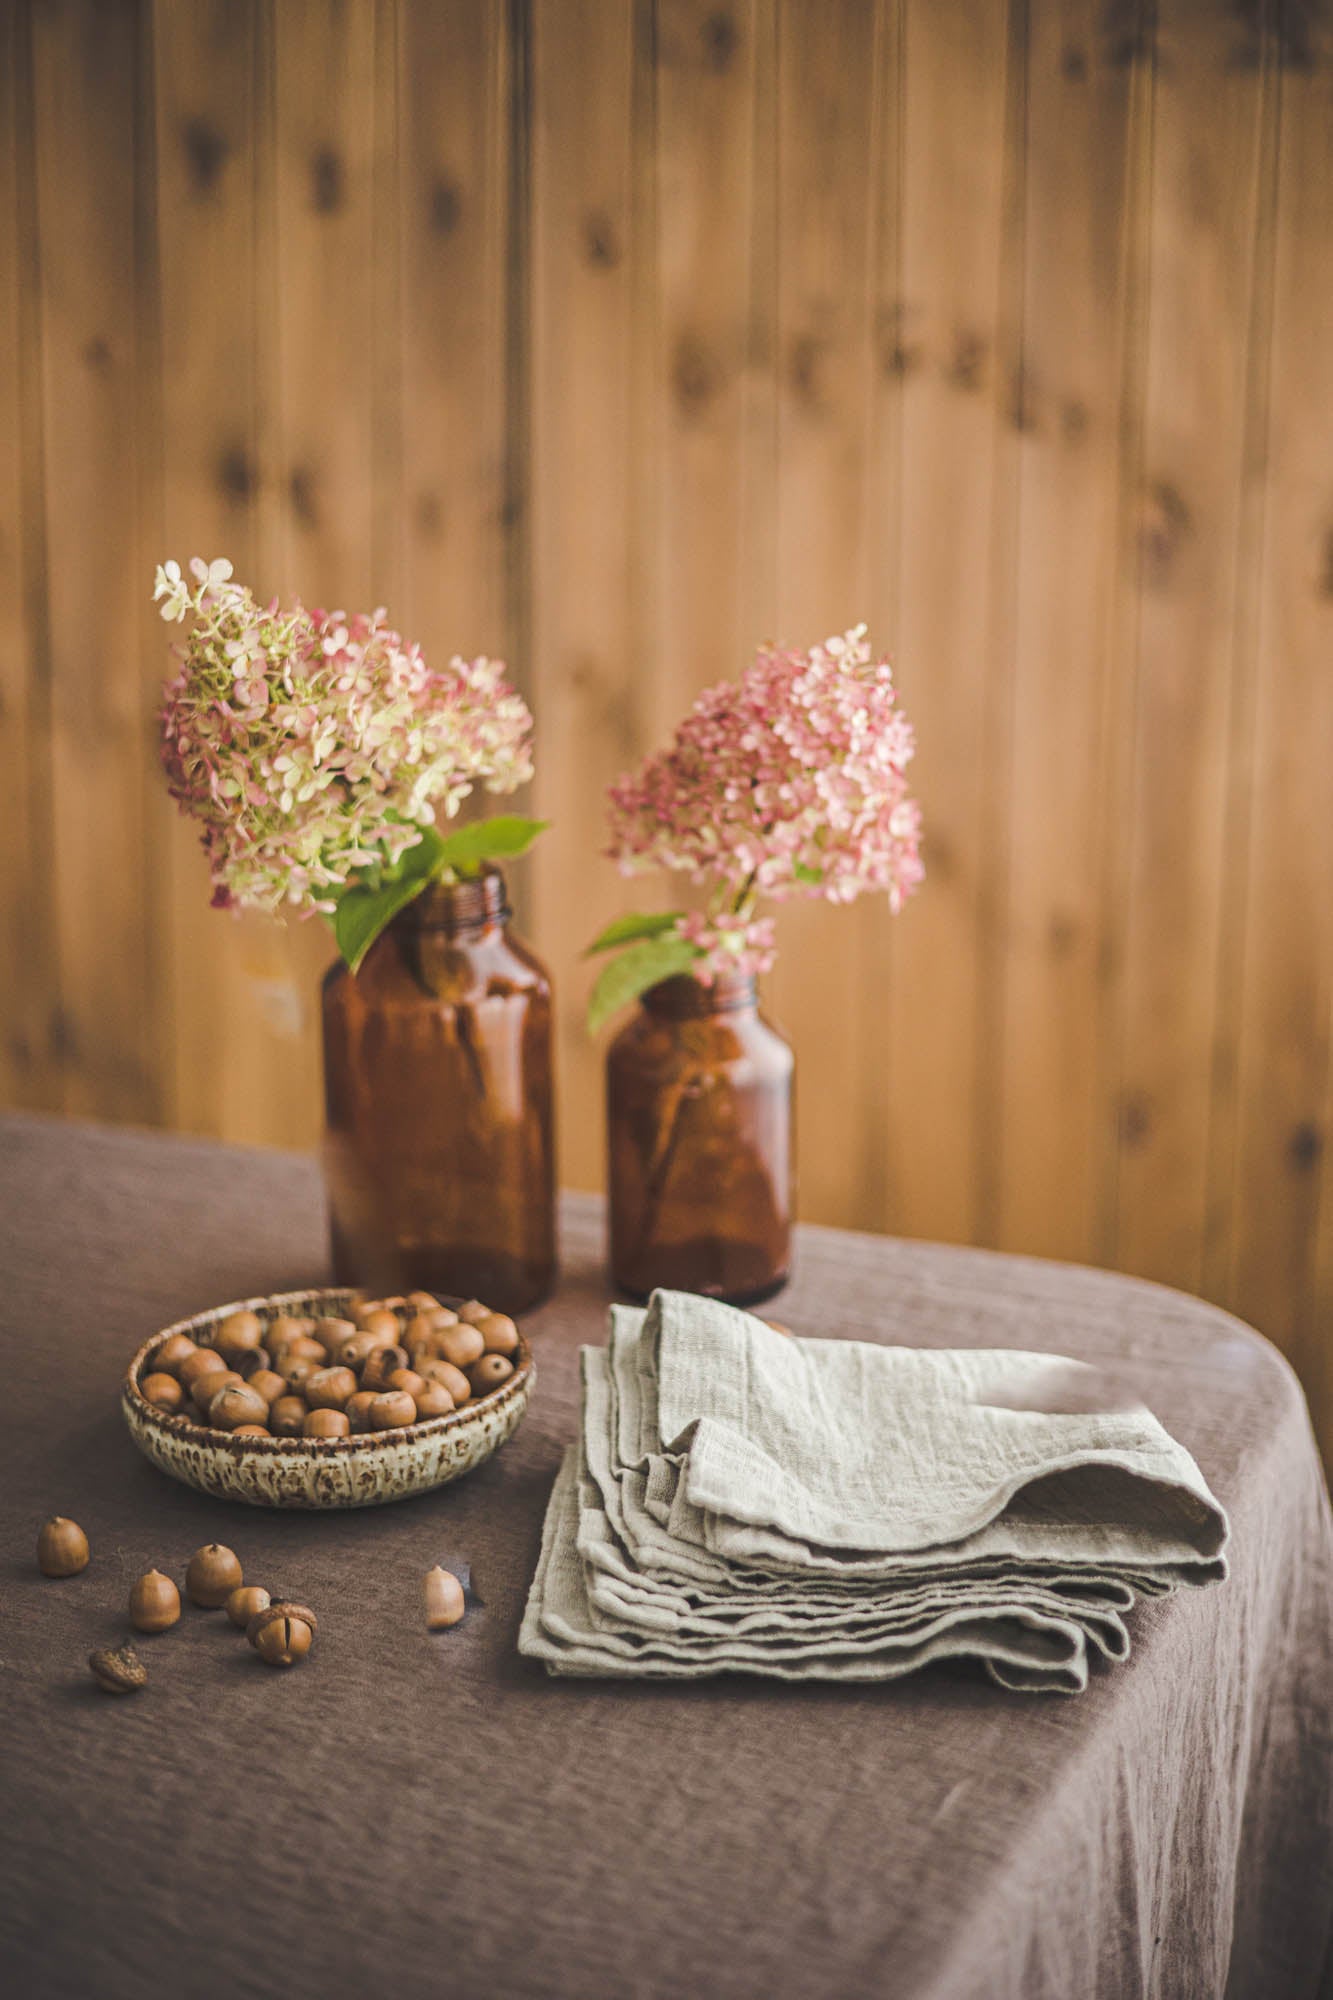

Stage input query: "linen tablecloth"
[{"left": 1, "top": 1111, "right": 1329, "bottom": 2000}]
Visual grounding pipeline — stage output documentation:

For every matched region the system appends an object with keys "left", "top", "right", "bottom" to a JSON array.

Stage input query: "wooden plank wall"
[{"left": 3, "top": 0, "right": 1331, "bottom": 1455}]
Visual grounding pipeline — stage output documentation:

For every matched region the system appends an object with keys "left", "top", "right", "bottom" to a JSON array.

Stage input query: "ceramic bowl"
[{"left": 122, "top": 1287, "right": 535, "bottom": 1510}]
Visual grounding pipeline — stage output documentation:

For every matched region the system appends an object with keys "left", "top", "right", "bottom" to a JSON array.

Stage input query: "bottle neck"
[
  {"left": 642, "top": 971, "right": 757, "bottom": 1021},
  {"left": 398, "top": 865, "right": 509, "bottom": 941}
]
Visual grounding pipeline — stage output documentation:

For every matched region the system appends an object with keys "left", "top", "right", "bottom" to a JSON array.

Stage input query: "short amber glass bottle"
[
  {"left": 606, "top": 972, "right": 793, "bottom": 1305},
  {"left": 321, "top": 866, "right": 556, "bottom": 1314}
]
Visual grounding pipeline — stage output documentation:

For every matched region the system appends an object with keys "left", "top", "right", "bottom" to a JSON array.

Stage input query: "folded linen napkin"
[{"left": 519, "top": 1290, "right": 1228, "bottom": 1693}]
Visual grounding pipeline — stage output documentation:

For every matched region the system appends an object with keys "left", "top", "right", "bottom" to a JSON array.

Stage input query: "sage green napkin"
[{"left": 519, "top": 1290, "right": 1228, "bottom": 1694}]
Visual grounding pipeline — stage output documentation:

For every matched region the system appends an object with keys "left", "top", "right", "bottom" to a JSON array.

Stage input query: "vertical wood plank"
[
  {"left": 994, "top": 1, "right": 1144, "bottom": 1261},
  {"left": 0, "top": 0, "right": 57, "bottom": 1109},
  {"left": 880, "top": 0, "right": 1016, "bottom": 1243},
  {"left": 1227, "top": 18, "right": 1333, "bottom": 1452},
  {"left": 398, "top": 0, "right": 512, "bottom": 666},
  {"left": 1108, "top": 0, "right": 1271, "bottom": 1290},
  {"left": 528, "top": 0, "right": 640, "bottom": 1193},
  {"left": 766, "top": 0, "right": 886, "bottom": 1228},
  {"left": 31, "top": 0, "right": 161, "bottom": 1124}
]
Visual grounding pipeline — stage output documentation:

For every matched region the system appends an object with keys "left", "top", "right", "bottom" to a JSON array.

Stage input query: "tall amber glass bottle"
[
  {"left": 321, "top": 866, "right": 556, "bottom": 1313},
  {"left": 606, "top": 972, "right": 793, "bottom": 1305}
]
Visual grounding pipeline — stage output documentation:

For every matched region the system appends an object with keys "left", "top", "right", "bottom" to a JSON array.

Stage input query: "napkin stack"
[{"left": 520, "top": 1289, "right": 1229, "bottom": 1693}]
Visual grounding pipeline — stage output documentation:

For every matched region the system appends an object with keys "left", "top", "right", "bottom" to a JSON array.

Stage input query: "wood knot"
[
  {"left": 182, "top": 116, "right": 228, "bottom": 194},
  {"left": 1118, "top": 1090, "right": 1152, "bottom": 1150},
  {"left": 289, "top": 466, "right": 319, "bottom": 528},
  {"left": 431, "top": 178, "right": 462, "bottom": 235},
  {"left": 788, "top": 332, "right": 826, "bottom": 410},
  {"left": 311, "top": 148, "right": 343, "bottom": 215},
  {"left": 217, "top": 446, "right": 255, "bottom": 503},
  {"left": 946, "top": 329, "right": 987, "bottom": 393},
  {"left": 701, "top": 11, "right": 739, "bottom": 71},
  {"left": 672, "top": 332, "right": 721, "bottom": 416},
  {"left": 1139, "top": 480, "right": 1192, "bottom": 588},
  {"left": 1288, "top": 1121, "right": 1322, "bottom": 1173},
  {"left": 583, "top": 209, "right": 621, "bottom": 268}
]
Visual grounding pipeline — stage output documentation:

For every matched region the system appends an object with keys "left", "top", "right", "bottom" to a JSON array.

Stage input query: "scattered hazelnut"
[
  {"left": 37, "top": 1516, "right": 90, "bottom": 1577},
  {"left": 469, "top": 1353, "right": 514, "bottom": 1396},
  {"left": 247, "top": 1369, "right": 288, "bottom": 1406},
  {"left": 404, "top": 1314, "right": 443, "bottom": 1358},
  {"left": 153, "top": 1332, "right": 198, "bottom": 1375},
  {"left": 179, "top": 1347, "right": 227, "bottom": 1391},
  {"left": 313, "top": 1314, "right": 358, "bottom": 1348},
  {"left": 278, "top": 1336, "right": 326, "bottom": 1367},
  {"left": 406, "top": 1290, "right": 441, "bottom": 1313},
  {"left": 88, "top": 1644, "right": 147, "bottom": 1694},
  {"left": 141, "top": 1372, "right": 184, "bottom": 1414},
  {"left": 232, "top": 1344, "right": 273, "bottom": 1379},
  {"left": 208, "top": 1383, "right": 270, "bottom": 1432},
  {"left": 477, "top": 1312, "right": 519, "bottom": 1356},
  {"left": 306, "top": 1366, "right": 357, "bottom": 1410},
  {"left": 417, "top": 1358, "right": 472, "bottom": 1403},
  {"left": 439, "top": 1322, "right": 485, "bottom": 1370},
  {"left": 269, "top": 1315, "right": 315, "bottom": 1348},
  {"left": 457, "top": 1300, "right": 490, "bottom": 1326},
  {"left": 428, "top": 1305, "right": 460, "bottom": 1329},
  {"left": 369, "top": 1390, "right": 417, "bottom": 1431},
  {"left": 423, "top": 1565, "right": 466, "bottom": 1629},
  {"left": 360, "top": 1344, "right": 410, "bottom": 1392},
  {"left": 303, "top": 1408, "right": 350, "bottom": 1438},
  {"left": 231, "top": 1423, "right": 271, "bottom": 1438},
  {"left": 214, "top": 1309, "right": 265, "bottom": 1362},
  {"left": 226, "top": 1584, "right": 271, "bottom": 1629},
  {"left": 129, "top": 1569, "right": 181, "bottom": 1632},
  {"left": 346, "top": 1391, "right": 378, "bottom": 1434},
  {"left": 247, "top": 1601, "right": 317, "bottom": 1668},
  {"left": 282, "top": 1357, "right": 321, "bottom": 1393},
  {"left": 334, "top": 1329, "right": 381, "bottom": 1372},
  {"left": 269, "top": 1395, "right": 307, "bottom": 1436},
  {"left": 185, "top": 1543, "right": 243, "bottom": 1608},
  {"left": 413, "top": 1381, "right": 455, "bottom": 1419}
]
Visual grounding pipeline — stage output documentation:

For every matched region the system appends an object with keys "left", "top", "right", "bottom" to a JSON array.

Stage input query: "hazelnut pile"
[{"left": 139, "top": 1291, "right": 521, "bottom": 1441}]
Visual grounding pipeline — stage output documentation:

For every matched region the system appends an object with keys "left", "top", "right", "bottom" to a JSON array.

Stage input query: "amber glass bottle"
[
  {"left": 606, "top": 972, "right": 793, "bottom": 1305},
  {"left": 321, "top": 866, "right": 556, "bottom": 1313}
]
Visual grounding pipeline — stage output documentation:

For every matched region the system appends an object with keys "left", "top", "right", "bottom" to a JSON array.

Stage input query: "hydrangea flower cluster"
[
  {"left": 156, "top": 558, "right": 533, "bottom": 916},
  {"left": 604, "top": 625, "right": 922, "bottom": 979}
]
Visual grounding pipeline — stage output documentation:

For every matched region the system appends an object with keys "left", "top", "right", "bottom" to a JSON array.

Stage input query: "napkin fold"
[{"left": 520, "top": 1290, "right": 1228, "bottom": 1693}]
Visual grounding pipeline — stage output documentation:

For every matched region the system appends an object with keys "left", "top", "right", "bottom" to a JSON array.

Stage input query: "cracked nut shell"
[
  {"left": 88, "top": 1644, "right": 147, "bottom": 1694},
  {"left": 247, "top": 1601, "right": 317, "bottom": 1667}
]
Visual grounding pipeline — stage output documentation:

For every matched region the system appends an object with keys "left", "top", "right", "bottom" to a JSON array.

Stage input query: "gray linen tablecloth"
[{"left": 0, "top": 1111, "right": 1329, "bottom": 2000}]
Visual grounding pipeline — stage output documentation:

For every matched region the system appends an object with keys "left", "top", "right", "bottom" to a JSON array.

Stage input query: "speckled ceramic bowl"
[{"left": 122, "top": 1287, "right": 535, "bottom": 1510}]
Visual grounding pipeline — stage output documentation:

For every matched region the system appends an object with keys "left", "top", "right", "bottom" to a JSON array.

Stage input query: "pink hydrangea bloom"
[
  {"left": 606, "top": 626, "right": 922, "bottom": 977},
  {"left": 156, "top": 558, "right": 533, "bottom": 916}
]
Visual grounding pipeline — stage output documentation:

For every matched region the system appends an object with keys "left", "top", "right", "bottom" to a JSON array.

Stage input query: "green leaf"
[
  {"left": 332, "top": 826, "right": 448, "bottom": 974},
  {"left": 792, "top": 860, "right": 823, "bottom": 885},
  {"left": 584, "top": 909, "right": 686, "bottom": 956},
  {"left": 586, "top": 933, "right": 703, "bottom": 1036},
  {"left": 433, "top": 814, "right": 549, "bottom": 874}
]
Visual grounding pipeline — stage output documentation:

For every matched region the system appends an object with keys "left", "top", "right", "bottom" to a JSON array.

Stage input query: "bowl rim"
[{"left": 122, "top": 1285, "right": 534, "bottom": 1456}]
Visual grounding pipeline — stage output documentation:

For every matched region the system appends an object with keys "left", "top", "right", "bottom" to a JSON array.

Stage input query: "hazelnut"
[
  {"left": 277, "top": 1336, "right": 326, "bottom": 1366},
  {"left": 413, "top": 1381, "right": 455, "bottom": 1420},
  {"left": 406, "top": 1291, "right": 441, "bottom": 1313},
  {"left": 154, "top": 1332, "right": 198, "bottom": 1375},
  {"left": 457, "top": 1299, "right": 490, "bottom": 1325},
  {"left": 361, "top": 1345, "right": 411, "bottom": 1392},
  {"left": 208, "top": 1383, "right": 271, "bottom": 1431},
  {"left": 477, "top": 1312, "right": 519, "bottom": 1356},
  {"left": 214, "top": 1309, "right": 265, "bottom": 1362},
  {"left": 469, "top": 1353, "right": 514, "bottom": 1396},
  {"left": 281, "top": 1357, "right": 321, "bottom": 1393},
  {"left": 269, "top": 1395, "right": 307, "bottom": 1436},
  {"left": 141, "top": 1372, "right": 184, "bottom": 1414},
  {"left": 417, "top": 1358, "right": 472, "bottom": 1403},
  {"left": 368, "top": 1390, "right": 417, "bottom": 1431},
  {"left": 247, "top": 1601, "right": 317, "bottom": 1667},
  {"left": 303, "top": 1407, "right": 350, "bottom": 1438},
  {"left": 226, "top": 1584, "right": 271, "bottom": 1629},
  {"left": 179, "top": 1347, "right": 227, "bottom": 1391},
  {"left": 247, "top": 1369, "right": 288, "bottom": 1406},
  {"left": 88, "top": 1644, "right": 147, "bottom": 1694},
  {"left": 386, "top": 1367, "right": 425, "bottom": 1400},
  {"left": 346, "top": 1391, "right": 378, "bottom": 1434},
  {"left": 403, "top": 1313, "right": 442, "bottom": 1357},
  {"left": 438, "top": 1322, "right": 485, "bottom": 1370},
  {"left": 185, "top": 1542, "right": 243, "bottom": 1608},
  {"left": 306, "top": 1366, "right": 357, "bottom": 1410},
  {"left": 269, "top": 1314, "right": 316, "bottom": 1348},
  {"left": 312, "top": 1315, "right": 357, "bottom": 1356},
  {"left": 37, "top": 1516, "right": 90, "bottom": 1577},
  {"left": 231, "top": 1423, "right": 271, "bottom": 1438},
  {"left": 129, "top": 1569, "right": 180, "bottom": 1633},
  {"left": 233, "top": 1344, "right": 273, "bottom": 1379},
  {"left": 334, "top": 1329, "right": 381, "bottom": 1372},
  {"left": 193, "top": 1367, "right": 245, "bottom": 1412},
  {"left": 423, "top": 1565, "right": 466, "bottom": 1629},
  {"left": 360, "top": 1308, "right": 402, "bottom": 1346}
]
